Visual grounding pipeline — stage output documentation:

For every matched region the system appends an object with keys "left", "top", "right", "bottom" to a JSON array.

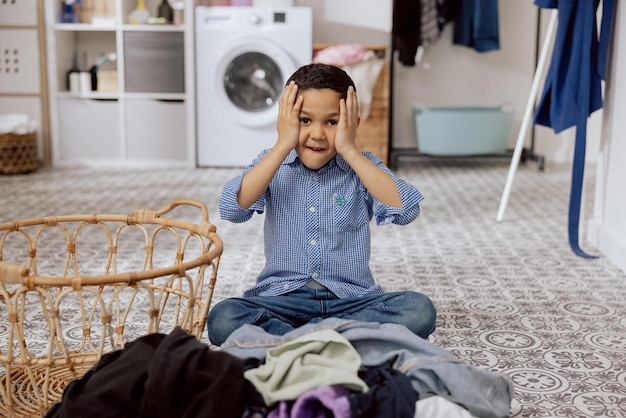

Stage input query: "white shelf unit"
[{"left": 45, "top": 0, "right": 196, "bottom": 168}]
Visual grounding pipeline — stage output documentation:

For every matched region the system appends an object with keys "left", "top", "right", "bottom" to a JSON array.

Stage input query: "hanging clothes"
[
  {"left": 392, "top": 0, "right": 422, "bottom": 66},
  {"left": 452, "top": 0, "right": 500, "bottom": 52},
  {"left": 436, "top": 0, "right": 459, "bottom": 31},
  {"left": 392, "top": 0, "right": 450, "bottom": 66},
  {"left": 420, "top": 0, "right": 441, "bottom": 47},
  {"left": 533, "top": 0, "right": 615, "bottom": 258}
]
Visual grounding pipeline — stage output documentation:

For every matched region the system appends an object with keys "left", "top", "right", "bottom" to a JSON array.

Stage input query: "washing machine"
[{"left": 195, "top": 6, "right": 312, "bottom": 167}]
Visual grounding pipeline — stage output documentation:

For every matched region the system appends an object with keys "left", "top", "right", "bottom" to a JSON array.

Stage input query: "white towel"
[
  {"left": 0, "top": 113, "right": 36, "bottom": 134},
  {"left": 343, "top": 58, "right": 385, "bottom": 121}
]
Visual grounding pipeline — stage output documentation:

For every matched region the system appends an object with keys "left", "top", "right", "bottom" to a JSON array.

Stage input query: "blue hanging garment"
[
  {"left": 453, "top": 0, "right": 500, "bottom": 52},
  {"left": 533, "top": 0, "right": 615, "bottom": 258}
]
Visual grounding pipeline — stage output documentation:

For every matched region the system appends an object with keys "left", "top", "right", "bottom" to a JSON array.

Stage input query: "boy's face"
[{"left": 295, "top": 88, "right": 342, "bottom": 171}]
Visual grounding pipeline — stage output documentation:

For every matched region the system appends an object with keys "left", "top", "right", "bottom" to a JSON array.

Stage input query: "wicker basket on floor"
[
  {"left": 0, "top": 133, "right": 39, "bottom": 175},
  {"left": 0, "top": 198, "right": 223, "bottom": 417}
]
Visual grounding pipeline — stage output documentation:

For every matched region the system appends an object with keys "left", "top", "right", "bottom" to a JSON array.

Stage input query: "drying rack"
[{"left": 388, "top": 10, "right": 547, "bottom": 172}]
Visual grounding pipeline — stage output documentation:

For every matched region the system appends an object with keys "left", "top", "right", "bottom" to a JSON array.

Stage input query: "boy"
[{"left": 208, "top": 63, "right": 436, "bottom": 345}]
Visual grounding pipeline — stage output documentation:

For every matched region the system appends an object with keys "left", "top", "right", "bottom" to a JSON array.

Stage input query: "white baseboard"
[{"left": 589, "top": 221, "right": 626, "bottom": 275}]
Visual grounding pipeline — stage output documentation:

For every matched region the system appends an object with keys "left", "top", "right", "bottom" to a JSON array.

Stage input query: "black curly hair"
[{"left": 286, "top": 63, "right": 356, "bottom": 100}]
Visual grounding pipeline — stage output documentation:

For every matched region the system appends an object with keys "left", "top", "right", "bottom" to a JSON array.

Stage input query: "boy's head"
[
  {"left": 286, "top": 63, "right": 356, "bottom": 99},
  {"left": 285, "top": 63, "right": 359, "bottom": 171}
]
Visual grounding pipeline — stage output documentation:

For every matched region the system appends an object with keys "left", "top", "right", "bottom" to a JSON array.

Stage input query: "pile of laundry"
[{"left": 45, "top": 318, "right": 513, "bottom": 418}]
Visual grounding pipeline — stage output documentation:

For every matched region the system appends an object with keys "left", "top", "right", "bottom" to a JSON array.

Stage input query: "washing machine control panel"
[
  {"left": 248, "top": 13, "right": 262, "bottom": 25},
  {"left": 247, "top": 11, "right": 287, "bottom": 26},
  {"left": 199, "top": 8, "right": 293, "bottom": 28}
]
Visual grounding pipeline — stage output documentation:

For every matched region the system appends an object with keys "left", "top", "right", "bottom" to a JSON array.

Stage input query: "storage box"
[
  {"left": 124, "top": 32, "right": 184, "bottom": 93},
  {"left": 413, "top": 103, "right": 514, "bottom": 156},
  {"left": 97, "top": 70, "right": 118, "bottom": 92}
]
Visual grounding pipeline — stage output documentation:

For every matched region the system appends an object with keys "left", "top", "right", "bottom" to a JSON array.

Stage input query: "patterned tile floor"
[{"left": 1, "top": 157, "right": 625, "bottom": 417}]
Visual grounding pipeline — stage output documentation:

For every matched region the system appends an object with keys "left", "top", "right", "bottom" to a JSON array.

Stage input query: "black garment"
[
  {"left": 392, "top": 0, "right": 458, "bottom": 66},
  {"left": 44, "top": 327, "right": 246, "bottom": 418},
  {"left": 348, "top": 367, "right": 418, "bottom": 418},
  {"left": 392, "top": 0, "right": 422, "bottom": 66},
  {"left": 436, "top": 0, "right": 459, "bottom": 31}
]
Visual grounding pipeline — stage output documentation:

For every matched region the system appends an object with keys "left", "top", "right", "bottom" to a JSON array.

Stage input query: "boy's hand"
[
  {"left": 275, "top": 81, "right": 303, "bottom": 151},
  {"left": 335, "top": 86, "right": 360, "bottom": 157}
]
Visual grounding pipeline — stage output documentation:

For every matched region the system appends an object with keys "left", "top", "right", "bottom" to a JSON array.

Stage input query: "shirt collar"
[
  {"left": 284, "top": 150, "right": 299, "bottom": 165},
  {"left": 284, "top": 150, "right": 350, "bottom": 173}
]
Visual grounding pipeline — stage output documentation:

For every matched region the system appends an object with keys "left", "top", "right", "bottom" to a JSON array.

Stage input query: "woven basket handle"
[
  {"left": 0, "top": 261, "right": 29, "bottom": 284},
  {"left": 153, "top": 199, "right": 217, "bottom": 236},
  {"left": 155, "top": 198, "right": 210, "bottom": 223},
  {"left": 131, "top": 198, "right": 211, "bottom": 225}
]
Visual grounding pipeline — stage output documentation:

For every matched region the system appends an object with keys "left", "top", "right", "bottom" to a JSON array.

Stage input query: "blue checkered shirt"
[{"left": 219, "top": 150, "right": 424, "bottom": 298}]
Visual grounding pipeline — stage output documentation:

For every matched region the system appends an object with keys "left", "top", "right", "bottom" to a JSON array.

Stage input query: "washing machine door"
[{"left": 210, "top": 38, "right": 298, "bottom": 128}]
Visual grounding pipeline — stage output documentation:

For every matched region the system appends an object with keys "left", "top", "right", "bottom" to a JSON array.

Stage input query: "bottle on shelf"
[
  {"left": 61, "top": 0, "right": 79, "bottom": 23},
  {"left": 66, "top": 50, "right": 80, "bottom": 92},
  {"left": 128, "top": 0, "right": 150, "bottom": 25},
  {"left": 89, "top": 52, "right": 118, "bottom": 92},
  {"left": 158, "top": 0, "right": 174, "bottom": 24},
  {"left": 172, "top": 1, "right": 184, "bottom": 26}
]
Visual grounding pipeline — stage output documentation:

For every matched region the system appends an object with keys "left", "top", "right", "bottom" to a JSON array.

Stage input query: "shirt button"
[
  {"left": 312, "top": 272, "right": 319, "bottom": 278},
  {"left": 284, "top": 284, "right": 289, "bottom": 290},
  {"left": 312, "top": 175, "right": 318, "bottom": 181},
  {"left": 309, "top": 206, "right": 316, "bottom": 212},
  {"left": 309, "top": 239, "right": 316, "bottom": 246}
]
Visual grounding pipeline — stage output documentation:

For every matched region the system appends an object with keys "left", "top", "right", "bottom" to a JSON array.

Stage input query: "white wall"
[
  {"left": 588, "top": 3, "right": 626, "bottom": 274},
  {"left": 296, "top": 0, "right": 389, "bottom": 46},
  {"left": 296, "top": 1, "right": 601, "bottom": 164}
]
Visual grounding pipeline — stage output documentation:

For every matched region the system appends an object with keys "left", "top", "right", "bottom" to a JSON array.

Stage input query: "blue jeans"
[{"left": 207, "top": 287, "right": 436, "bottom": 345}]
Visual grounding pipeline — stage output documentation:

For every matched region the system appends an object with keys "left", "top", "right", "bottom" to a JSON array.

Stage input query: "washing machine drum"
[
  {"left": 225, "top": 52, "right": 282, "bottom": 112},
  {"left": 212, "top": 39, "right": 300, "bottom": 129}
]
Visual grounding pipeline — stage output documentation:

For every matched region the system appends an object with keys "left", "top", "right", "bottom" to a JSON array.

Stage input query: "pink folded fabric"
[{"left": 313, "top": 44, "right": 375, "bottom": 66}]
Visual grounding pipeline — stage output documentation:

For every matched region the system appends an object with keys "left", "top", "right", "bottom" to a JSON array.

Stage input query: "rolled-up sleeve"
[
  {"left": 374, "top": 178, "right": 423, "bottom": 225},
  {"left": 218, "top": 152, "right": 268, "bottom": 223},
  {"left": 366, "top": 154, "right": 424, "bottom": 226}
]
